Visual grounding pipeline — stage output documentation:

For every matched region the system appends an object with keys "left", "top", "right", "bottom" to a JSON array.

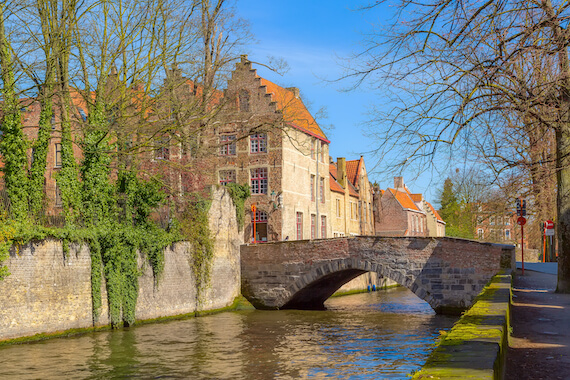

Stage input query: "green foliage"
[
  {"left": 0, "top": 18, "right": 29, "bottom": 221},
  {"left": 225, "top": 182, "right": 250, "bottom": 230},
  {"left": 438, "top": 178, "right": 474, "bottom": 239},
  {"left": 0, "top": 215, "right": 16, "bottom": 280},
  {"left": 28, "top": 94, "right": 53, "bottom": 220},
  {"left": 179, "top": 196, "right": 214, "bottom": 304},
  {"left": 56, "top": 118, "right": 83, "bottom": 225}
]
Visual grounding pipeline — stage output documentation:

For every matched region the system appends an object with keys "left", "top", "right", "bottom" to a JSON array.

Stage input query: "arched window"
[{"left": 239, "top": 89, "right": 250, "bottom": 112}]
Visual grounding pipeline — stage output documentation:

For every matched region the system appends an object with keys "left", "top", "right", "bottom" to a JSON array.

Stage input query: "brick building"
[
  {"left": 329, "top": 156, "right": 375, "bottom": 237},
  {"left": 474, "top": 204, "right": 517, "bottom": 244},
  {"left": 215, "top": 56, "right": 331, "bottom": 242},
  {"left": 373, "top": 177, "right": 445, "bottom": 237}
]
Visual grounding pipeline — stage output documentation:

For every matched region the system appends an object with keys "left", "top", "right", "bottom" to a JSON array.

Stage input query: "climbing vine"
[
  {"left": 179, "top": 196, "right": 214, "bottom": 305},
  {"left": 225, "top": 183, "right": 250, "bottom": 230},
  {"left": 0, "top": 10, "right": 29, "bottom": 221}
]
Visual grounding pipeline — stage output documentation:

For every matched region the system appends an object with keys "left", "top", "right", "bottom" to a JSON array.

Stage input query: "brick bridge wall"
[{"left": 240, "top": 236, "right": 515, "bottom": 314}]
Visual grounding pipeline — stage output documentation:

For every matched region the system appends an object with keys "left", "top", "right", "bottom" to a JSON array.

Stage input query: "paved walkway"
[
  {"left": 505, "top": 268, "right": 570, "bottom": 379},
  {"left": 516, "top": 262, "right": 558, "bottom": 275}
]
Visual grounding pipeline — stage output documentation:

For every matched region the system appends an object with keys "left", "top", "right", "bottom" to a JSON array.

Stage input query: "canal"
[{"left": 0, "top": 287, "right": 457, "bottom": 379}]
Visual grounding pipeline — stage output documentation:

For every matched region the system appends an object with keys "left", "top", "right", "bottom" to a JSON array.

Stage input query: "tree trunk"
[{"left": 556, "top": 121, "right": 570, "bottom": 292}]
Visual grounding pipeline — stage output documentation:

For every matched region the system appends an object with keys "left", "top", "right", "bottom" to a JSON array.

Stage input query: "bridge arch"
[
  {"left": 282, "top": 258, "right": 436, "bottom": 311},
  {"left": 240, "top": 236, "right": 514, "bottom": 314}
]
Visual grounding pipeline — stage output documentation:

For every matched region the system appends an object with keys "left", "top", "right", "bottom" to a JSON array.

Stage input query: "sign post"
[
  {"left": 517, "top": 216, "right": 526, "bottom": 275},
  {"left": 545, "top": 220, "right": 554, "bottom": 262},
  {"left": 516, "top": 198, "right": 527, "bottom": 275}
]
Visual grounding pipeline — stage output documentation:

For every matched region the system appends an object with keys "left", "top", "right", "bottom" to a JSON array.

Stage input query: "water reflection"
[{"left": 0, "top": 287, "right": 456, "bottom": 379}]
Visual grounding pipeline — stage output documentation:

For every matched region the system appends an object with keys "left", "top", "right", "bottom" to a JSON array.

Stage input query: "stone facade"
[
  {"left": 240, "top": 236, "right": 515, "bottom": 314},
  {"left": 216, "top": 56, "right": 331, "bottom": 242},
  {"left": 0, "top": 187, "right": 240, "bottom": 342},
  {"left": 329, "top": 157, "right": 374, "bottom": 237}
]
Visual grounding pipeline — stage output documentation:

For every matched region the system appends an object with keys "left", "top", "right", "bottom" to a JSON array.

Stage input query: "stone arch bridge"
[{"left": 240, "top": 236, "right": 514, "bottom": 314}]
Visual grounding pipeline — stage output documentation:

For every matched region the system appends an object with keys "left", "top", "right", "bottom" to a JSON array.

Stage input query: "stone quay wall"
[{"left": 0, "top": 187, "right": 241, "bottom": 342}]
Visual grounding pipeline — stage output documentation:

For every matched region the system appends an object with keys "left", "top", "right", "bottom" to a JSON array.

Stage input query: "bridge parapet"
[{"left": 240, "top": 237, "right": 514, "bottom": 315}]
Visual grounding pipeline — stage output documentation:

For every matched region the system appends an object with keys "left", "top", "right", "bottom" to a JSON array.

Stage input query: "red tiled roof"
[
  {"left": 329, "top": 164, "right": 345, "bottom": 194},
  {"left": 329, "top": 162, "right": 358, "bottom": 197},
  {"left": 346, "top": 158, "right": 362, "bottom": 188},
  {"left": 411, "top": 194, "right": 422, "bottom": 202},
  {"left": 260, "top": 78, "right": 329, "bottom": 143},
  {"left": 389, "top": 188, "right": 419, "bottom": 211}
]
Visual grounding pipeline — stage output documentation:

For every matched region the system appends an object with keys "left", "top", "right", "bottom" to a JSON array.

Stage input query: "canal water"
[{"left": 0, "top": 287, "right": 457, "bottom": 379}]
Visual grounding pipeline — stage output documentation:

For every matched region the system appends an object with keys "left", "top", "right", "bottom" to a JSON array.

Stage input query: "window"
[
  {"left": 311, "top": 175, "right": 315, "bottom": 202},
  {"left": 219, "top": 170, "right": 236, "bottom": 186},
  {"left": 321, "top": 216, "right": 327, "bottom": 238},
  {"left": 250, "top": 133, "right": 267, "bottom": 153},
  {"left": 505, "top": 229, "right": 511, "bottom": 240},
  {"left": 505, "top": 217, "right": 510, "bottom": 226},
  {"left": 320, "top": 177, "right": 325, "bottom": 203},
  {"left": 250, "top": 167, "right": 268, "bottom": 194},
  {"left": 497, "top": 217, "right": 502, "bottom": 225},
  {"left": 254, "top": 210, "right": 268, "bottom": 221},
  {"left": 220, "top": 134, "right": 236, "bottom": 156},
  {"left": 239, "top": 89, "right": 250, "bottom": 112},
  {"left": 296, "top": 212, "right": 303, "bottom": 240},
  {"left": 51, "top": 115, "right": 56, "bottom": 130},
  {"left": 320, "top": 142, "right": 325, "bottom": 162},
  {"left": 55, "top": 184, "right": 62, "bottom": 207},
  {"left": 477, "top": 216, "right": 483, "bottom": 225},
  {"left": 490, "top": 216, "right": 495, "bottom": 225},
  {"left": 336, "top": 199, "right": 341, "bottom": 217},
  {"left": 311, "top": 214, "right": 316, "bottom": 239},
  {"left": 155, "top": 136, "right": 170, "bottom": 160},
  {"left": 478, "top": 228, "right": 484, "bottom": 239},
  {"left": 54, "top": 143, "right": 62, "bottom": 168}
]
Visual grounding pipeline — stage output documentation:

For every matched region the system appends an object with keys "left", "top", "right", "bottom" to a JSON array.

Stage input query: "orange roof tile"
[
  {"left": 389, "top": 188, "right": 419, "bottom": 211},
  {"left": 346, "top": 159, "right": 361, "bottom": 188},
  {"left": 260, "top": 78, "right": 329, "bottom": 143},
  {"left": 330, "top": 177, "right": 345, "bottom": 194},
  {"left": 411, "top": 194, "right": 422, "bottom": 202}
]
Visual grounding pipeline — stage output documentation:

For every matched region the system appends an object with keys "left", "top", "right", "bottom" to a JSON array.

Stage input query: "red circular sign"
[
  {"left": 517, "top": 216, "right": 527, "bottom": 226},
  {"left": 545, "top": 220, "right": 554, "bottom": 229}
]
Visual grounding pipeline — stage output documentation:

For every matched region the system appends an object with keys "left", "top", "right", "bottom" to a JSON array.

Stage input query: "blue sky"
[{"left": 235, "top": 1, "right": 447, "bottom": 204}]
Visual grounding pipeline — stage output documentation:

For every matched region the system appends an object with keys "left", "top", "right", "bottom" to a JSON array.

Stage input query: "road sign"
[
  {"left": 545, "top": 220, "right": 554, "bottom": 229},
  {"left": 546, "top": 229, "right": 555, "bottom": 236},
  {"left": 517, "top": 216, "right": 527, "bottom": 226}
]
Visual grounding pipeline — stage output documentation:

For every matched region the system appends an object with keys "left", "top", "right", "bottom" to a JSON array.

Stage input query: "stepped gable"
[
  {"left": 427, "top": 202, "right": 445, "bottom": 222},
  {"left": 228, "top": 55, "right": 329, "bottom": 142}
]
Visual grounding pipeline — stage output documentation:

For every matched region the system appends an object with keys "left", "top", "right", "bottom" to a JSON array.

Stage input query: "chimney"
[
  {"left": 286, "top": 87, "right": 300, "bottom": 99},
  {"left": 394, "top": 176, "right": 404, "bottom": 190},
  {"left": 337, "top": 157, "right": 347, "bottom": 188}
]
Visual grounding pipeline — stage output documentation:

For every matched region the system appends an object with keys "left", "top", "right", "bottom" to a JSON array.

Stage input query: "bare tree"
[{"left": 347, "top": 0, "right": 570, "bottom": 292}]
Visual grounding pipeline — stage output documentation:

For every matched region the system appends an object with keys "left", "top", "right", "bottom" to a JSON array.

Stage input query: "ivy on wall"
[{"left": 225, "top": 183, "right": 250, "bottom": 230}]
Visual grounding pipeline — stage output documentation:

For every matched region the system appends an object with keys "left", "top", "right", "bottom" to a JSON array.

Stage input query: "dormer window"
[{"left": 239, "top": 89, "right": 250, "bottom": 112}]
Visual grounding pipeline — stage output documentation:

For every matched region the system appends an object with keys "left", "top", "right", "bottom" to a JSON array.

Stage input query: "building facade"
[
  {"left": 216, "top": 56, "right": 331, "bottom": 242},
  {"left": 373, "top": 177, "right": 445, "bottom": 237},
  {"left": 329, "top": 157, "right": 374, "bottom": 237}
]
